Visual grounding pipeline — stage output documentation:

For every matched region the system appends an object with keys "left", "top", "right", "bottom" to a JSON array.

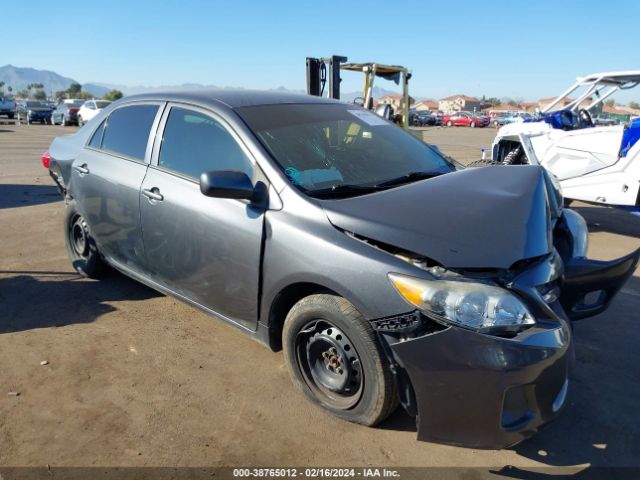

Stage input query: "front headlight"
[{"left": 388, "top": 273, "right": 535, "bottom": 334}]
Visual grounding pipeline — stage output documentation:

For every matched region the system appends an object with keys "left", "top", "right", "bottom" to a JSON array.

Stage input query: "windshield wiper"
[
  {"left": 307, "top": 184, "right": 381, "bottom": 198},
  {"left": 374, "top": 171, "right": 445, "bottom": 188}
]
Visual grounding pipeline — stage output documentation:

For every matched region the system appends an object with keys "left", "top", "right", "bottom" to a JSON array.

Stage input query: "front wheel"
[
  {"left": 470, "top": 121, "right": 476, "bottom": 128},
  {"left": 64, "top": 200, "right": 106, "bottom": 278},
  {"left": 283, "top": 294, "right": 397, "bottom": 426}
]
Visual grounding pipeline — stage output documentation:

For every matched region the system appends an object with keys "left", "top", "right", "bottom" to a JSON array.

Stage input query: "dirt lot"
[{"left": 1, "top": 124, "right": 639, "bottom": 474}]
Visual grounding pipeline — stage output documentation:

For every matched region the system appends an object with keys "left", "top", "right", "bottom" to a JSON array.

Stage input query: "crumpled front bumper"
[
  {"left": 375, "top": 241, "right": 639, "bottom": 449},
  {"left": 380, "top": 317, "right": 571, "bottom": 449}
]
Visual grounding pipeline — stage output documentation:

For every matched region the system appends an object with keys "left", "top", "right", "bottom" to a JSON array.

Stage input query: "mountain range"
[{"left": 0, "top": 64, "right": 402, "bottom": 100}]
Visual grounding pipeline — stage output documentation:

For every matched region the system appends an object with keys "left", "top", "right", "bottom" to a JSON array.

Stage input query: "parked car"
[
  {"left": 442, "top": 111, "right": 487, "bottom": 128},
  {"left": 416, "top": 110, "right": 436, "bottom": 126},
  {"left": 77, "top": 99, "right": 111, "bottom": 126},
  {"left": 0, "top": 97, "right": 16, "bottom": 118},
  {"left": 44, "top": 90, "right": 639, "bottom": 449},
  {"left": 16, "top": 100, "right": 53, "bottom": 124},
  {"left": 592, "top": 114, "right": 618, "bottom": 126},
  {"left": 52, "top": 102, "right": 83, "bottom": 126}
]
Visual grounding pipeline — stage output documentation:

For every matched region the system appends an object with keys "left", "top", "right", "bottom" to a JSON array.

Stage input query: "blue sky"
[{"left": 7, "top": 0, "right": 640, "bottom": 103}]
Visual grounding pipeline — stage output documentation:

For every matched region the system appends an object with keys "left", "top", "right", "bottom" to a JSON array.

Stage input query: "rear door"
[
  {"left": 139, "top": 104, "right": 265, "bottom": 330},
  {"left": 70, "top": 102, "right": 164, "bottom": 271}
]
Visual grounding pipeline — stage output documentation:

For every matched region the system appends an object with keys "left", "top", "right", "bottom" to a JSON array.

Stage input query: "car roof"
[{"left": 120, "top": 89, "right": 338, "bottom": 109}]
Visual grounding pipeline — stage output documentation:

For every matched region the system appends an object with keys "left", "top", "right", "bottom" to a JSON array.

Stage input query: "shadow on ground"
[
  {"left": 0, "top": 270, "right": 160, "bottom": 333},
  {"left": 572, "top": 204, "right": 640, "bottom": 238},
  {"left": 0, "top": 184, "right": 61, "bottom": 209}
]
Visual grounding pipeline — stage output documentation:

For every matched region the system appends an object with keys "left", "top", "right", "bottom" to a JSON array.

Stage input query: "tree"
[
  {"left": 605, "top": 99, "right": 616, "bottom": 107},
  {"left": 33, "top": 89, "right": 47, "bottom": 100},
  {"left": 54, "top": 90, "right": 67, "bottom": 101},
  {"left": 485, "top": 97, "right": 501, "bottom": 106},
  {"left": 7, "top": 86, "right": 12, "bottom": 93},
  {"left": 629, "top": 101, "right": 640, "bottom": 110},
  {"left": 67, "top": 83, "right": 82, "bottom": 95},
  {"left": 103, "top": 89, "right": 123, "bottom": 101},
  {"left": 16, "top": 89, "right": 29, "bottom": 98},
  {"left": 75, "top": 91, "right": 93, "bottom": 100},
  {"left": 0, "top": 81, "right": 4, "bottom": 94},
  {"left": 507, "top": 99, "right": 518, "bottom": 107}
]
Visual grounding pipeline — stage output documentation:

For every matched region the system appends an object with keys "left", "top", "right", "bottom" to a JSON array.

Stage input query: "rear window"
[
  {"left": 101, "top": 105, "right": 158, "bottom": 161},
  {"left": 95, "top": 101, "right": 111, "bottom": 109}
]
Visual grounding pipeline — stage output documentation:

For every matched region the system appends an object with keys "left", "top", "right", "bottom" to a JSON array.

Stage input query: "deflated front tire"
[{"left": 283, "top": 294, "right": 398, "bottom": 426}]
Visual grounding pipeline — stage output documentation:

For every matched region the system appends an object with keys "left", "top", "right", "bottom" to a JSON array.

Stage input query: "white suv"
[{"left": 77, "top": 100, "right": 111, "bottom": 126}]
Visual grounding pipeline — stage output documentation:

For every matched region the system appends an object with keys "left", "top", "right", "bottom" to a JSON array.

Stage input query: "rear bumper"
[{"left": 381, "top": 319, "right": 571, "bottom": 449}]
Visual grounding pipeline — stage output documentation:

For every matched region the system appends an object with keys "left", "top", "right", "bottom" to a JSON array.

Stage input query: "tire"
[
  {"left": 62, "top": 117, "right": 67, "bottom": 126},
  {"left": 64, "top": 200, "right": 106, "bottom": 278},
  {"left": 470, "top": 121, "right": 476, "bottom": 128},
  {"left": 446, "top": 120, "right": 453, "bottom": 127},
  {"left": 78, "top": 116, "right": 84, "bottom": 127},
  {"left": 283, "top": 294, "right": 397, "bottom": 427}
]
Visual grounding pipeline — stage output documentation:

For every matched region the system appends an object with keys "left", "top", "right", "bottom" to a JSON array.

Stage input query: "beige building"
[
  {"left": 413, "top": 99, "right": 439, "bottom": 111},
  {"left": 438, "top": 94, "right": 481, "bottom": 113},
  {"left": 377, "top": 94, "right": 415, "bottom": 111}
]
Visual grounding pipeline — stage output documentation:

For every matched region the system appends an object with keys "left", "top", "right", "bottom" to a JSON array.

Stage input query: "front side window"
[
  {"left": 237, "top": 104, "right": 454, "bottom": 194},
  {"left": 158, "top": 107, "right": 253, "bottom": 179},
  {"left": 101, "top": 104, "right": 159, "bottom": 161}
]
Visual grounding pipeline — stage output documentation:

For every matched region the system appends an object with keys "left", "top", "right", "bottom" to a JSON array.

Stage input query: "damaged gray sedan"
[{"left": 44, "top": 91, "right": 640, "bottom": 448}]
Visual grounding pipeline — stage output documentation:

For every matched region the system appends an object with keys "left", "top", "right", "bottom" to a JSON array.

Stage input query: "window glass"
[
  {"left": 101, "top": 104, "right": 158, "bottom": 160},
  {"left": 237, "top": 104, "right": 454, "bottom": 193},
  {"left": 158, "top": 107, "right": 253, "bottom": 179},
  {"left": 88, "top": 119, "right": 106, "bottom": 148}
]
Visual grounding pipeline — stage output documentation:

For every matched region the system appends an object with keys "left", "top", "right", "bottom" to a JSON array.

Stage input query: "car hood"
[{"left": 321, "top": 165, "right": 554, "bottom": 269}]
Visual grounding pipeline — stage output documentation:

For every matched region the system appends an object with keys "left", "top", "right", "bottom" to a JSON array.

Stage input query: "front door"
[{"left": 139, "top": 105, "right": 265, "bottom": 330}]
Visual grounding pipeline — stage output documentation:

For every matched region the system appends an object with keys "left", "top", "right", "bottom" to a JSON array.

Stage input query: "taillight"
[
  {"left": 42, "top": 151, "right": 51, "bottom": 169},
  {"left": 69, "top": 109, "right": 78, "bottom": 113}
]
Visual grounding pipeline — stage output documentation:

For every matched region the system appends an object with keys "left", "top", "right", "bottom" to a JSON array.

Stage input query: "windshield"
[
  {"left": 25, "top": 101, "right": 46, "bottom": 108},
  {"left": 95, "top": 101, "right": 111, "bottom": 109},
  {"left": 237, "top": 104, "right": 455, "bottom": 195}
]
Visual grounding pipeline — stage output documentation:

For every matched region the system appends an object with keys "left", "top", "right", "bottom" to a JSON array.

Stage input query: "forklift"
[{"left": 306, "top": 55, "right": 412, "bottom": 129}]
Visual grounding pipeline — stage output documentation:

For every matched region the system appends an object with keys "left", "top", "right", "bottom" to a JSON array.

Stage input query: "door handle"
[
  {"left": 142, "top": 188, "right": 164, "bottom": 202},
  {"left": 74, "top": 164, "right": 89, "bottom": 175}
]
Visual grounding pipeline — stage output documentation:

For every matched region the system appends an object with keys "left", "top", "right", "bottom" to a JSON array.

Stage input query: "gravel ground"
[{"left": 0, "top": 124, "right": 639, "bottom": 476}]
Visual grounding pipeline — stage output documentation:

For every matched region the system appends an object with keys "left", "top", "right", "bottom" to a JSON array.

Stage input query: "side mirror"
[
  {"left": 200, "top": 170, "right": 254, "bottom": 200},
  {"left": 374, "top": 104, "right": 393, "bottom": 120}
]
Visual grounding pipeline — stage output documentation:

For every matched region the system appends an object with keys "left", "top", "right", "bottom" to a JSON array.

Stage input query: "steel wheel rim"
[
  {"left": 296, "top": 320, "right": 364, "bottom": 410},
  {"left": 70, "top": 214, "right": 89, "bottom": 257}
]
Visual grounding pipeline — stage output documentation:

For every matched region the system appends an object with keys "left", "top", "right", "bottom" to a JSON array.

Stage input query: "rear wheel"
[
  {"left": 447, "top": 120, "right": 453, "bottom": 127},
  {"left": 64, "top": 200, "right": 106, "bottom": 278},
  {"left": 470, "top": 121, "right": 476, "bottom": 128},
  {"left": 283, "top": 294, "right": 397, "bottom": 426}
]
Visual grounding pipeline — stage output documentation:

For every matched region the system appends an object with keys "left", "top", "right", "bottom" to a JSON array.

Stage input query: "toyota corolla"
[{"left": 44, "top": 91, "right": 640, "bottom": 448}]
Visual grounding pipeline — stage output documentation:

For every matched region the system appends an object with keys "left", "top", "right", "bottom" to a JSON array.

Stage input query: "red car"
[{"left": 442, "top": 111, "right": 487, "bottom": 128}]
